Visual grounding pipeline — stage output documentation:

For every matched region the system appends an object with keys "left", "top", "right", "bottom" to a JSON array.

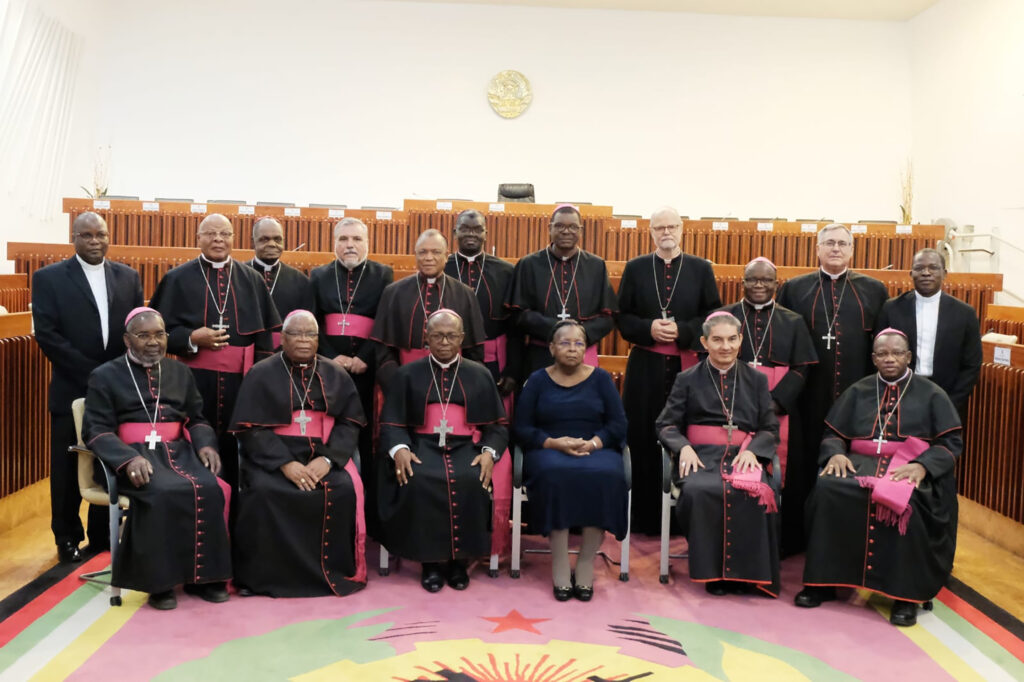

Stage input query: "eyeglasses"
[
  {"left": 819, "top": 240, "right": 852, "bottom": 250},
  {"left": 283, "top": 330, "right": 318, "bottom": 339},
  {"left": 651, "top": 224, "right": 680, "bottom": 233},
  {"left": 911, "top": 264, "right": 943, "bottom": 273},
  {"left": 199, "top": 230, "right": 234, "bottom": 240},
  {"left": 743, "top": 277, "right": 776, "bottom": 286},
  {"left": 427, "top": 332, "right": 464, "bottom": 343},
  {"left": 552, "top": 223, "right": 581, "bottom": 233},
  {"left": 129, "top": 331, "right": 167, "bottom": 342},
  {"left": 555, "top": 340, "right": 586, "bottom": 350},
  {"left": 872, "top": 350, "right": 909, "bottom": 359}
]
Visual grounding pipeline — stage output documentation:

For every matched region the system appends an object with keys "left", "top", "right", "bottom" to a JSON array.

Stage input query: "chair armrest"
[
  {"left": 92, "top": 453, "right": 120, "bottom": 506},
  {"left": 621, "top": 445, "right": 632, "bottom": 490},
  {"left": 770, "top": 452, "right": 782, "bottom": 489},
  {"left": 513, "top": 445, "right": 525, "bottom": 488},
  {"left": 352, "top": 448, "right": 361, "bottom": 472},
  {"left": 661, "top": 446, "right": 675, "bottom": 494}
]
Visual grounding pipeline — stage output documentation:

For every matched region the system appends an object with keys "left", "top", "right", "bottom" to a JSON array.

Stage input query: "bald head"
[
  {"left": 415, "top": 229, "right": 448, "bottom": 277},
  {"left": 252, "top": 217, "right": 284, "bottom": 263},
  {"left": 415, "top": 228, "right": 448, "bottom": 251},
  {"left": 71, "top": 211, "right": 109, "bottom": 264},
  {"left": 426, "top": 309, "right": 463, "bottom": 333},
  {"left": 197, "top": 213, "right": 234, "bottom": 261}
]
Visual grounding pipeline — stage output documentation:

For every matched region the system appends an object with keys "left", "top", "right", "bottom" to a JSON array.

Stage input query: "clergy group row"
[{"left": 31, "top": 205, "right": 982, "bottom": 626}]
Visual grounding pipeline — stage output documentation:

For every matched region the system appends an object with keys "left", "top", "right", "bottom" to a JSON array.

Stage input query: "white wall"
[
  {"left": 910, "top": 0, "right": 1024, "bottom": 303},
  {"left": 3, "top": 0, "right": 917, "bottom": 270}
]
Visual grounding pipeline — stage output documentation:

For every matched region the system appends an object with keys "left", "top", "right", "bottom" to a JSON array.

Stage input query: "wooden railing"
[
  {"left": 984, "top": 304, "right": 1024, "bottom": 339},
  {"left": 63, "top": 198, "right": 944, "bottom": 269},
  {"left": 0, "top": 274, "right": 30, "bottom": 313},
  {"left": 0, "top": 312, "right": 51, "bottom": 498}
]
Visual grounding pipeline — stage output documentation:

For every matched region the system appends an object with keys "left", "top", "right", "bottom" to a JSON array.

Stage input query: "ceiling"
[{"left": 394, "top": 0, "right": 939, "bottom": 21}]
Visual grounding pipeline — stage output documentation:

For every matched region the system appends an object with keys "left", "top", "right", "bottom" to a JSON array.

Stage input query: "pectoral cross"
[
  {"left": 294, "top": 409, "right": 312, "bottom": 436},
  {"left": 145, "top": 428, "right": 162, "bottom": 450},
  {"left": 749, "top": 357, "right": 761, "bottom": 368},
  {"left": 822, "top": 330, "right": 835, "bottom": 350},
  {"left": 212, "top": 314, "right": 229, "bottom": 332},
  {"left": 722, "top": 419, "right": 737, "bottom": 444},
  {"left": 556, "top": 308, "right": 571, "bottom": 321},
  {"left": 433, "top": 418, "right": 453, "bottom": 448},
  {"left": 336, "top": 316, "right": 351, "bottom": 334},
  {"left": 872, "top": 434, "right": 888, "bottom": 454}
]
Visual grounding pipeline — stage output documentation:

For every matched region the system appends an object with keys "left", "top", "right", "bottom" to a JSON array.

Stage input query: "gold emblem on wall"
[{"left": 487, "top": 70, "right": 532, "bottom": 119}]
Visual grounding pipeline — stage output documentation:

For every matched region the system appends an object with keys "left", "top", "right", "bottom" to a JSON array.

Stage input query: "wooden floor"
[{"left": 2, "top": 485, "right": 1024, "bottom": 625}]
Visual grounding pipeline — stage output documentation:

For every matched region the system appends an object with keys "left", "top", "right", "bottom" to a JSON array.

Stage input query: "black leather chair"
[{"left": 497, "top": 183, "right": 535, "bottom": 203}]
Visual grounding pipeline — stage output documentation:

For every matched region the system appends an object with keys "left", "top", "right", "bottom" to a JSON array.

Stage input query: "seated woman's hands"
[{"left": 544, "top": 436, "right": 591, "bottom": 456}]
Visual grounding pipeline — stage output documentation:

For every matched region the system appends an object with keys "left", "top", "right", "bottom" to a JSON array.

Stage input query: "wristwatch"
[{"left": 482, "top": 446, "right": 500, "bottom": 462}]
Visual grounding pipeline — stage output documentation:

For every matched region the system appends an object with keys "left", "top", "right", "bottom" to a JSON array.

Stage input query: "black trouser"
[{"left": 50, "top": 413, "right": 108, "bottom": 548}]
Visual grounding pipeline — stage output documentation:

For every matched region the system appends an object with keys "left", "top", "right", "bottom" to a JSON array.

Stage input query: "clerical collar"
[
  {"left": 820, "top": 267, "right": 848, "bottom": 281},
  {"left": 200, "top": 252, "right": 231, "bottom": 269},
  {"left": 418, "top": 272, "right": 440, "bottom": 285},
  {"left": 744, "top": 298, "right": 775, "bottom": 311},
  {"left": 429, "top": 353, "right": 461, "bottom": 369},
  {"left": 708, "top": 359, "right": 736, "bottom": 374},
  {"left": 914, "top": 290, "right": 941, "bottom": 303},
  {"left": 252, "top": 256, "right": 278, "bottom": 272},
  {"left": 284, "top": 354, "right": 311, "bottom": 369},
  {"left": 656, "top": 249, "right": 681, "bottom": 264},
  {"left": 549, "top": 246, "right": 579, "bottom": 262},
  {"left": 75, "top": 254, "right": 105, "bottom": 271},
  {"left": 127, "top": 350, "right": 158, "bottom": 369},
  {"left": 458, "top": 251, "right": 482, "bottom": 262},
  {"left": 879, "top": 367, "right": 912, "bottom": 387}
]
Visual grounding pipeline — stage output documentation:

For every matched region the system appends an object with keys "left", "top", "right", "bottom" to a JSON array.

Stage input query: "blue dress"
[{"left": 513, "top": 368, "right": 629, "bottom": 539}]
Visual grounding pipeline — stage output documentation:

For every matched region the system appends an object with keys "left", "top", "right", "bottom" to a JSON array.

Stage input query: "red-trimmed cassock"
[
  {"left": 84, "top": 355, "right": 230, "bottom": 594},
  {"left": 229, "top": 352, "right": 367, "bottom": 597},
  {"left": 719, "top": 298, "right": 818, "bottom": 554},
  {"left": 149, "top": 256, "right": 280, "bottom": 489},
  {"left": 616, "top": 252, "right": 720, "bottom": 534},
  {"left": 377, "top": 355, "right": 508, "bottom": 563},
  {"left": 803, "top": 371, "right": 962, "bottom": 602},
  {"left": 370, "top": 273, "right": 486, "bottom": 391},
  {"left": 245, "top": 258, "right": 313, "bottom": 347},
  {"left": 507, "top": 247, "right": 616, "bottom": 374},
  {"left": 656, "top": 359, "right": 781, "bottom": 597},
  {"left": 776, "top": 269, "right": 887, "bottom": 550}
]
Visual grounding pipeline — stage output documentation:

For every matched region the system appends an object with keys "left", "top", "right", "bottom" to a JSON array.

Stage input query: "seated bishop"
[
  {"left": 229, "top": 310, "right": 368, "bottom": 597},
  {"left": 378, "top": 309, "right": 509, "bottom": 593},
  {"left": 84, "top": 307, "right": 231, "bottom": 611}
]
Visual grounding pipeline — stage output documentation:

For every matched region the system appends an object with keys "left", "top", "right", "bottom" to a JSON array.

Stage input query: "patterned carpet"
[{"left": 2, "top": 537, "right": 1022, "bottom": 681}]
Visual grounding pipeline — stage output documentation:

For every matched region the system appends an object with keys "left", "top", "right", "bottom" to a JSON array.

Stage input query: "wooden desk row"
[
  {"left": 0, "top": 274, "right": 29, "bottom": 313},
  {"left": 0, "top": 314, "right": 50, "bottom": 498},
  {"left": 63, "top": 198, "right": 944, "bottom": 269}
]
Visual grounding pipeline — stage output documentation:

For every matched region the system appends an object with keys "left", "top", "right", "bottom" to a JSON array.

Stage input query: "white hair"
[
  {"left": 282, "top": 310, "right": 318, "bottom": 333},
  {"left": 333, "top": 217, "right": 368, "bottom": 239}
]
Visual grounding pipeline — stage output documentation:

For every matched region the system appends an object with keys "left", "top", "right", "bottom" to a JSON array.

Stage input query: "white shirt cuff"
[{"left": 388, "top": 444, "right": 409, "bottom": 459}]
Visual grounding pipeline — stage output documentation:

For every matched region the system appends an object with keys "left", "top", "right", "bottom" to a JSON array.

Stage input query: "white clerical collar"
[
  {"left": 656, "top": 249, "right": 681, "bottom": 264},
  {"left": 252, "top": 256, "right": 278, "bottom": 272},
  {"left": 745, "top": 298, "right": 775, "bottom": 311},
  {"left": 709, "top": 360, "right": 736, "bottom": 374},
  {"left": 915, "top": 290, "right": 941, "bottom": 304},
  {"left": 127, "top": 350, "right": 158, "bottom": 369},
  {"left": 549, "top": 246, "right": 579, "bottom": 261},
  {"left": 429, "top": 353, "right": 461, "bottom": 369},
  {"left": 880, "top": 367, "right": 912, "bottom": 386},
  {"left": 458, "top": 251, "right": 482, "bottom": 262},
  {"left": 200, "top": 252, "right": 231, "bottom": 269},
  {"left": 75, "top": 254, "right": 105, "bottom": 271},
  {"left": 820, "top": 267, "right": 848, "bottom": 280}
]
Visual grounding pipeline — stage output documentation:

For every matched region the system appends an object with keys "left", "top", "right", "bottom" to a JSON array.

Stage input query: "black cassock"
[
  {"left": 370, "top": 273, "right": 486, "bottom": 390},
  {"left": 656, "top": 360, "right": 781, "bottom": 596},
  {"left": 230, "top": 353, "right": 367, "bottom": 597},
  {"left": 804, "top": 372, "right": 962, "bottom": 602},
  {"left": 245, "top": 259, "right": 313, "bottom": 338},
  {"left": 776, "top": 269, "right": 887, "bottom": 550},
  {"left": 720, "top": 299, "right": 818, "bottom": 554},
  {"left": 311, "top": 258, "right": 393, "bottom": 534},
  {"left": 84, "top": 356, "right": 230, "bottom": 594},
  {"left": 445, "top": 253, "right": 523, "bottom": 385},
  {"left": 150, "top": 257, "right": 280, "bottom": 489},
  {"left": 616, "top": 252, "right": 720, "bottom": 534},
  {"left": 507, "top": 247, "right": 616, "bottom": 375},
  {"left": 378, "top": 356, "right": 508, "bottom": 562}
]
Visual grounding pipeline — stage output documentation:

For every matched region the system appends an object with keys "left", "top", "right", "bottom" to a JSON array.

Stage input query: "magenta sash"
[
  {"left": 851, "top": 436, "right": 930, "bottom": 535},
  {"left": 271, "top": 331, "right": 282, "bottom": 348},
  {"left": 753, "top": 364, "right": 790, "bottom": 482},
  {"left": 182, "top": 344, "right": 254, "bottom": 374},
  {"left": 530, "top": 339, "right": 600, "bottom": 367},
  {"left": 413, "top": 404, "right": 477, "bottom": 439},
  {"left": 636, "top": 344, "right": 699, "bottom": 372},
  {"left": 324, "top": 313, "right": 374, "bottom": 339},
  {"left": 118, "top": 421, "right": 183, "bottom": 444},
  {"left": 685, "top": 424, "right": 776, "bottom": 513},
  {"left": 399, "top": 347, "right": 431, "bottom": 365},
  {"left": 490, "top": 393, "right": 513, "bottom": 557},
  {"left": 272, "top": 410, "right": 336, "bottom": 440},
  {"left": 344, "top": 458, "right": 367, "bottom": 584},
  {"left": 483, "top": 335, "right": 508, "bottom": 370}
]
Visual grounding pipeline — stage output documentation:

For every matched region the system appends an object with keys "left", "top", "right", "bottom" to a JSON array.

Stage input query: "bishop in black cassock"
[
  {"left": 507, "top": 205, "right": 616, "bottom": 375},
  {"left": 149, "top": 214, "right": 280, "bottom": 490},
  {"left": 246, "top": 217, "right": 313, "bottom": 346},
  {"left": 721, "top": 257, "right": 818, "bottom": 555},
  {"left": 776, "top": 225, "right": 887, "bottom": 551},
  {"left": 84, "top": 308, "right": 230, "bottom": 609},
  {"left": 230, "top": 311, "right": 367, "bottom": 598},
  {"left": 796, "top": 330, "right": 962, "bottom": 627},
  {"left": 616, "top": 207, "right": 720, "bottom": 534},
  {"left": 656, "top": 312, "right": 781, "bottom": 597}
]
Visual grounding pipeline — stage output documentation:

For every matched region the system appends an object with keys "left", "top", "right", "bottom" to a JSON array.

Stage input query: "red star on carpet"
[{"left": 481, "top": 609, "right": 551, "bottom": 634}]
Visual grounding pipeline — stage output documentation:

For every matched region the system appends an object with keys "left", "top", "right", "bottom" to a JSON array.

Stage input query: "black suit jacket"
[
  {"left": 32, "top": 257, "right": 144, "bottom": 415},
  {"left": 876, "top": 291, "right": 982, "bottom": 408}
]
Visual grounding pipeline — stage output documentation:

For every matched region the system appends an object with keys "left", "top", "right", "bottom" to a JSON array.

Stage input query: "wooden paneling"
[{"left": 0, "top": 331, "right": 51, "bottom": 497}]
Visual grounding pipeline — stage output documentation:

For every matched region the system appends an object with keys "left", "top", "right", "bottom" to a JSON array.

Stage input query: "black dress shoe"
[
  {"left": 148, "top": 590, "right": 177, "bottom": 610},
  {"left": 446, "top": 560, "right": 470, "bottom": 590},
  {"left": 184, "top": 582, "right": 230, "bottom": 603},
  {"left": 890, "top": 600, "right": 918, "bottom": 627},
  {"left": 553, "top": 585, "right": 573, "bottom": 601},
  {"left": 421, "top": 563, "right": 445, "bottom": 593},
  {"left": 573, "top": 583, "right": 594, "bottom": 602},
  {"left": 794, "top": 586, "right": 837, "bottom": 608},
  {"left": 705, "top": 581, "right": 728, "bottom": 596},
  {"left": 57, "top": 541, "right": 83, "bottom": 564}
]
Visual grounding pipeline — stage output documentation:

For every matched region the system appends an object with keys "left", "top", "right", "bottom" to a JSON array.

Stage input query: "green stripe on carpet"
[
  {"left": 0, "top": 582, "right": 103, "bottom": 674},
  {"left": 932, "top": 599, "right": 1024, "bottom": 679}
]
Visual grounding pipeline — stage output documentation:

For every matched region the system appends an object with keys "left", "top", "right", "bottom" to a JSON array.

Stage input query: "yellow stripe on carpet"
[{"left": 870, "top": 600, "right": 985, "bottom": 682}]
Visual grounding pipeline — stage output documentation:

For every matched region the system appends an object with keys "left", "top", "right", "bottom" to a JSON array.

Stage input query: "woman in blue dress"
[{"left": 514, "top": 320, "right": 628, "bottom": 601}]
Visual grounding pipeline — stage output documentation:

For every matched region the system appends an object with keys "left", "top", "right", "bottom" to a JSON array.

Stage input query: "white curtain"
[{"left": 0, "top": 0, "right": 82, "bottom": 221}]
